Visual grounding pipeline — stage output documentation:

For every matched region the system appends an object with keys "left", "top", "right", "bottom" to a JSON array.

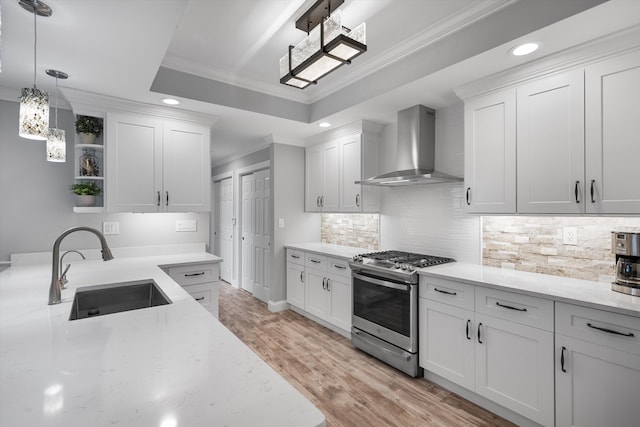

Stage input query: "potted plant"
[
  {"left": 70, "top": 181, "right": 102, "bottom": 207},
  {"left": 75, "top": 115, "right": 103, "bottom": 144}
]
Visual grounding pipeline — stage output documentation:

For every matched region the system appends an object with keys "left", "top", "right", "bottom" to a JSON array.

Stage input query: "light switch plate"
[
  {"left": 562, "top": 227, "right": 578, "bottom": 245},
  {"left": 278, "top": 218, "right": 285, "bottom": 228},
  {"left": 176, "top": 219, "right": 197, "bottom": 232},
  {"left": 102, "top": 221, "right": 119, "bottom": 235}
]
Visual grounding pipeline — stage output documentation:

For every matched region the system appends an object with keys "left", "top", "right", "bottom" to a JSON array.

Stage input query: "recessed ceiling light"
[
  {"left": 318, "top": 122, "right": 331, "bottom": 128},
  {"left": 162, "top": 98, "right": 181, "bottom": 105},
  {"left": 510, "top": 42, "right": 540, "bottom": 56}
]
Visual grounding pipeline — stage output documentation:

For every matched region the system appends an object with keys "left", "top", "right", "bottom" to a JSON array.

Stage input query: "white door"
[
  {"left": 328, "top": 274, "right": 351, "bottom": 331},
  {"left": 252, "top": 169, "right": 271, "bottom": 302},
  {"left": 464, "top": 88, "right": 516, "bottom": 213},
  {"left": 286, "top": 262, "right": 305, "bottom": 309},
  {"left": 340, "top": 135, "right": 362, "bottom": 212},
  {"left": 163, "top": 120, "right": 211, "bottom": 212},
  {"left": 305, "top": 268, "right": 330, "bottom": 320},
  {"left": 321, "top": 141, "right": 340, "bottom": 211},
  {"left": 212, "top": 180, "right": 221, "bottom": 257},
  {"left": 585, "top": 50, "right": 640, "bottom": 214},
  {"left": 305, "top": 144, "right": 324, "bottom": 212},
  {"left": 517, "top": 70, "right": 585, "bottom": 213},
  {"left": 241, "top": 174, "right": 254, "bottom": 293},
  {"left": 218, "top": 177, "right": 234, "bottom": 283},
  {"left": 475, "top": 313, "right": 554, "bottom": 427}
]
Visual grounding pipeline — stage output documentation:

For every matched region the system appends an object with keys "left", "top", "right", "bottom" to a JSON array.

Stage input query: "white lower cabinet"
[
  {"left": 555, "top": 302, "right": 640, "bottom": 427},
  {"left": 166, "top": 262, "right": 220, "bottom": 318},
  {"left": 419, "top": 277, "right": 554, "bottom": 426},
  {"left": 286, "top": 249, "right": 351, "bottom": 334}
]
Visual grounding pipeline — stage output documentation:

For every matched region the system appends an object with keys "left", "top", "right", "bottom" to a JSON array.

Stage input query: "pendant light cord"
[
  {"left": 33, "top": 3, "right": 38, "bottom": 88},
  {"left": 54, "top": 76, "right": 58, "bottom": 128}
]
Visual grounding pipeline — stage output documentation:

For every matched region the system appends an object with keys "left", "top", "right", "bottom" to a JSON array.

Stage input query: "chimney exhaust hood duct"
[{"left": 356, "top": 105, "right": 462, "bottom": 186}]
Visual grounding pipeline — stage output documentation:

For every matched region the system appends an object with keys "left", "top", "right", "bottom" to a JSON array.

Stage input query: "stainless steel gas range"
[{"left": 349, "top": 250, "right": 455, "bottom": 377}]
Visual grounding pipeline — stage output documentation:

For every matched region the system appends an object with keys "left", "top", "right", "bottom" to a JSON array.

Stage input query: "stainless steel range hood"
[{"left": 356, "top": 105, "right": 462, "bottom": 186}]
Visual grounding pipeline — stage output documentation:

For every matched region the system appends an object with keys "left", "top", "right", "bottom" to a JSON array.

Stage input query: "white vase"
[
  {"left": 75, "top": 195, "right": 96, "bottom": 207},
  {"left": 79, "top": 132, "right": 97, "bottom": 144}
]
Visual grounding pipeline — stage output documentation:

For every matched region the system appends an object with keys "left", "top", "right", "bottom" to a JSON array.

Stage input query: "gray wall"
[
  {"left": 211, "top": 146, "right": 270, "bottom": 177},
  {"left": 0, "top": 100, "right": 209, "bottom": 263},
  {"left": 270, "top": 143, "right": 320, "bottom": 302}
]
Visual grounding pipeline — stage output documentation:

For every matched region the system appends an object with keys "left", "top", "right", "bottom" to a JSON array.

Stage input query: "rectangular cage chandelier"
[{"left": 279, "top": 0, "right": 366, "bottom": 89}]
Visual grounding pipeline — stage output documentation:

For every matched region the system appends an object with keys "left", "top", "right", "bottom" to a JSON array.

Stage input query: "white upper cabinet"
[
  {"left": 464, "top": 88, "right": 517, "bottom": 214},
  {"left": 107, "top": 112, "right": 211, "bottom": 213},
  {"left": 517, "top": 70, "right": 585, "bottom": 214},
  {"left": 585, "top": 50, "right": 640, "bottom": 214},
  {"left": 305, "top": 121, "right": 381, "bottom": 213}
]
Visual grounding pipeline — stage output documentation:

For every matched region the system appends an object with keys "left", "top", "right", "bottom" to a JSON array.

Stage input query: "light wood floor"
[{"left": 218, "top": 282, "right": 515, "bottom": 427}]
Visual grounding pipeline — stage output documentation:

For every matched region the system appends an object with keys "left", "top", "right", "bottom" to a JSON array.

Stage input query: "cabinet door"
[
  {"left": 475, "top": 313, "right": 554, "bottom": 426},
  {"left": 419, "top": 299, "right": 475, "bottom": 390},
  {"left": 163, "top": 121, "right": 211, "bottom": 212},
  {"left": 556, "top": 334, "right": 640, "bottom": 427},
  {"left": 464, "top": 88, "right": 516, "bottom": 213},
  {"left": 517, "top": 70, "right": 585, "bottom": 213},
  {"left": 322, "top": 141, "right": 340, "bottom": 211},
  {"left": 107, "top": 113, "right": 163, "bottom": 212},
  {"left": 327, "top": 274, "right": 351, "bottom": 331},
  {"left": 286, "top": 262, "right": 305, "bottom": 309},
  {"left": 305, "top": 269, "right": 330, "bottom": 320},
  {"left": 585, "top": 50, "right": 640, "bottom": 214},
  {"left": 340, "top": 135, "right": 362, "bottom": 212},
  {"left": 305, "top": 144, "right": 323, "bottom": 212}
]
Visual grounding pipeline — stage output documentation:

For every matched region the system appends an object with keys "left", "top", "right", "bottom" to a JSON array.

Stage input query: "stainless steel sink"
[{"left": 69, "top": 279, "right": 171, "bottom": 320}]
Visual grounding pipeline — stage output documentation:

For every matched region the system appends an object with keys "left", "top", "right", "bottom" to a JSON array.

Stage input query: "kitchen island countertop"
[{"left": 0, "top": 252, "right": 325, "bottom": 427}]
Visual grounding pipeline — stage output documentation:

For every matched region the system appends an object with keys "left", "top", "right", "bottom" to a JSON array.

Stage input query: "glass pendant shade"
[
  {"left": 19, "top": 87, "right": 49, "bottom": 140},
  {"left": 280, "top": 11, "right": 366, "bottom": 89},
  {"left": 46, "top": 128, "right": 66, "bottom": 162}
]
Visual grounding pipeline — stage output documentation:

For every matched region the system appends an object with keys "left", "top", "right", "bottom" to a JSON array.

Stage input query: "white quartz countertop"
[
  {"left": 284, "top": 242, "right": 369, "bottom": 260},
  {"left": 419, "top": 262, "right": 640, "bottom": 318},
  {"left": 0, "top": 253, "right": 324, "bottom": 427}
]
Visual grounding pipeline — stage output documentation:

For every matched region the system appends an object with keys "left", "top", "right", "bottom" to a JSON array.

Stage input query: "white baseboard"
[{"left": 268, "top": 299, "right": 289, "bottom": 312}]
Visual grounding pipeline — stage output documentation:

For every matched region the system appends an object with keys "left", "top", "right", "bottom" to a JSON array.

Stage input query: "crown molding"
[
  {"left": 59, "top": 87, "right": 219, "bottom": 127},
  {"left": 455, "top": 25, "right": 640, "bottom": 100},
  {"left": 211, "top": 143, "right": 271, "bottom": 169}
]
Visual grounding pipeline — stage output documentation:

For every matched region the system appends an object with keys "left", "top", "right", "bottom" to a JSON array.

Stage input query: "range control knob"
[{"left": 395, "top": 262, "right": 401, "bottom": 269}]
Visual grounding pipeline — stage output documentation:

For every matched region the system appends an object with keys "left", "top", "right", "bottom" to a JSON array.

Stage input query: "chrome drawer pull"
[
  {"left": 434, "top": 287, "right": 457, "bottom": 296},
  {"left": 561, "top": 346, "right": 567, "bottom": 372},
  {"left": 496, "top": 301, "right": 527, "bottom": 312},
  {"left": 466, "top": 319, "right": 471, "bottom": 340},
  {"left": 333, "top": 264, "right": 347, "bottom": 270},
  {"left": 195, "top": 296, "right": 205, "bottom": 301},
  {"left": 587, "top": 322, "right": 634, "bottom": 337},
  {"left": 185, "top": 272, "right": 205, "bottom": 277},
  {"left": 291, "top": 254, "right": 300, "bottom": 259},
  {"left": 310, "top": 259, "right": 321, "bottom": 264}
]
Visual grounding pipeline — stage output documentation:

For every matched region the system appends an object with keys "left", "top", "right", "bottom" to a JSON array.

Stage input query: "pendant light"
[
  {"left": 18, "top": 0, "right": 52, "bottom": 140},
  {"left": 45, "top": 69, "right": 68, "bottom": 162}
]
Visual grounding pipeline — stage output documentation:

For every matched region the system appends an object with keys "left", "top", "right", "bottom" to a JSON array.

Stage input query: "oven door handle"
[{"left": 352, "top": 272, "right": 410, "bottom": 291}]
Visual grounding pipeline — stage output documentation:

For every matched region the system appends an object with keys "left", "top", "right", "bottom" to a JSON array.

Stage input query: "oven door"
[{"left": 352, "top": 271, "right": 417, "bottom": 353}]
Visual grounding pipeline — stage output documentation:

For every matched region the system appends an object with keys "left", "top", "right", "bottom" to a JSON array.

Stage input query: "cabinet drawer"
[
  {"left": 420, "top": 277, "right": 475, "bottom": 311},
  {"left": 287, "top": 249, "right": 305, "bottom": 266},
  {"left": 327, "top": 257, "right": 350, "bottom": 278},
  {"left": 305, "top": 253, "right": 327, "bottom": 270},
  {"left": 556, "top": 302, "right": 640, "bottom": 355},
  {"left": 475, "top": 286, "right": 553, "bottom": 331},
  {"left": 168, "top": 262, "right": 218, "bottom": 286}
]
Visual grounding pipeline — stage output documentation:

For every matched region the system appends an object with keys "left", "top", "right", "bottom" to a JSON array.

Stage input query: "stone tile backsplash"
[
  {"left": 321, "top": 214, "right": 379, "bottom": 250},
  {"left": 482, "top": 216, "right": 640, "bottom": 282}
]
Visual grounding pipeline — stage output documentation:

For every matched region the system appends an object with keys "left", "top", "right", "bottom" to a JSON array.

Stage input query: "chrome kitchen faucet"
[
  {"left": 48, "top": 227, "right": 114, "bottom": 305},
  {"left": 58, "top": 250, "right": 86, "bottom": 289}
]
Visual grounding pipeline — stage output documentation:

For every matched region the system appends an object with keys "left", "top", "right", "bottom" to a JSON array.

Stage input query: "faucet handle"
[{"left": 60, "top": 264, "right": 71, "bottom": 288}]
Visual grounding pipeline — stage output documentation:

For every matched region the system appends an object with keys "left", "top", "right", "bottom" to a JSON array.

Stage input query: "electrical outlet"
[
  {"left": 278, "top": 218, "right": 285, "bottom": 228},
  {"left": 176, "top": 219, "right": 197, "bottom": 232},
  {"left": 562, "top": 227, "right": 578, "bottom": 245},
  {"left": 102, "top": 221, "right": 119, "bottom": 235}
]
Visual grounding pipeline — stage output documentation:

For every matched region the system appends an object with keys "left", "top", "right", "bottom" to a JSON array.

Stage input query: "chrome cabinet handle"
[
  {"left": 496, "top": 301, "right": 527, "bottom": 312},
  {"left": 195, "top": 296, "right": 205, "bottom": 301},
  {"left": 434, "top": 287, "right": 457, "bottom": 296},
  {"left": 166, "top": 191, "right": 169, "bottom": 206},
  {"left": 561, "top": 346, "right": 567, "bottom": 372},
  {"left": 590, "top": 180, "right": 596, "bottom": 203},
  {"left": 300, "top": 271, "right": 304, "bottom": 282},
  {"left": 587, "top": 322, "right": 634, "bottom": 337},
  {"left": 477, "top": 322, "right": 483, "bottom": 344},
  {"left": 320, "top": 195, "right": 324, "bottom": 207},
  {"left": 322, "top": 278, "right": 326, "bottom": 290},
  {"left": 291, "top": 254, "right": 300, "bottom": 259},
  {"left": 184, "top": 272, "right": 205, "bottom": 277},
  {"left": 310, "top": 259, "right": 321, "bottom": 264},
  {"left": 356, "top": 193, "right": 360, "bottom": 207},
  {"left": 326, "top": 278, "right": 330, "bottom": 291},
  {"left": 157, "top": 191, "right": 161, "bottom": 207},
  {"left": 574, "top": 181, "right": 580, "bottom": 203},
  {"left": 316, "top": 196, "right": 320, "bottom": 207},
  {"left": 466, "top": 319, "right": 471, "bottom": 340},
  {"left": 466, "top": 187, "right": 471, "bottom": 205},
  {"left": 333, "top": 264, "right": 346, "bottom": 270}
]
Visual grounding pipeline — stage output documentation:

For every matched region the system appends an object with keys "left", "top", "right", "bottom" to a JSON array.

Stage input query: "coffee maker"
[{"left": 612, "top": 230, "right": 640, "bottom": 296}]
